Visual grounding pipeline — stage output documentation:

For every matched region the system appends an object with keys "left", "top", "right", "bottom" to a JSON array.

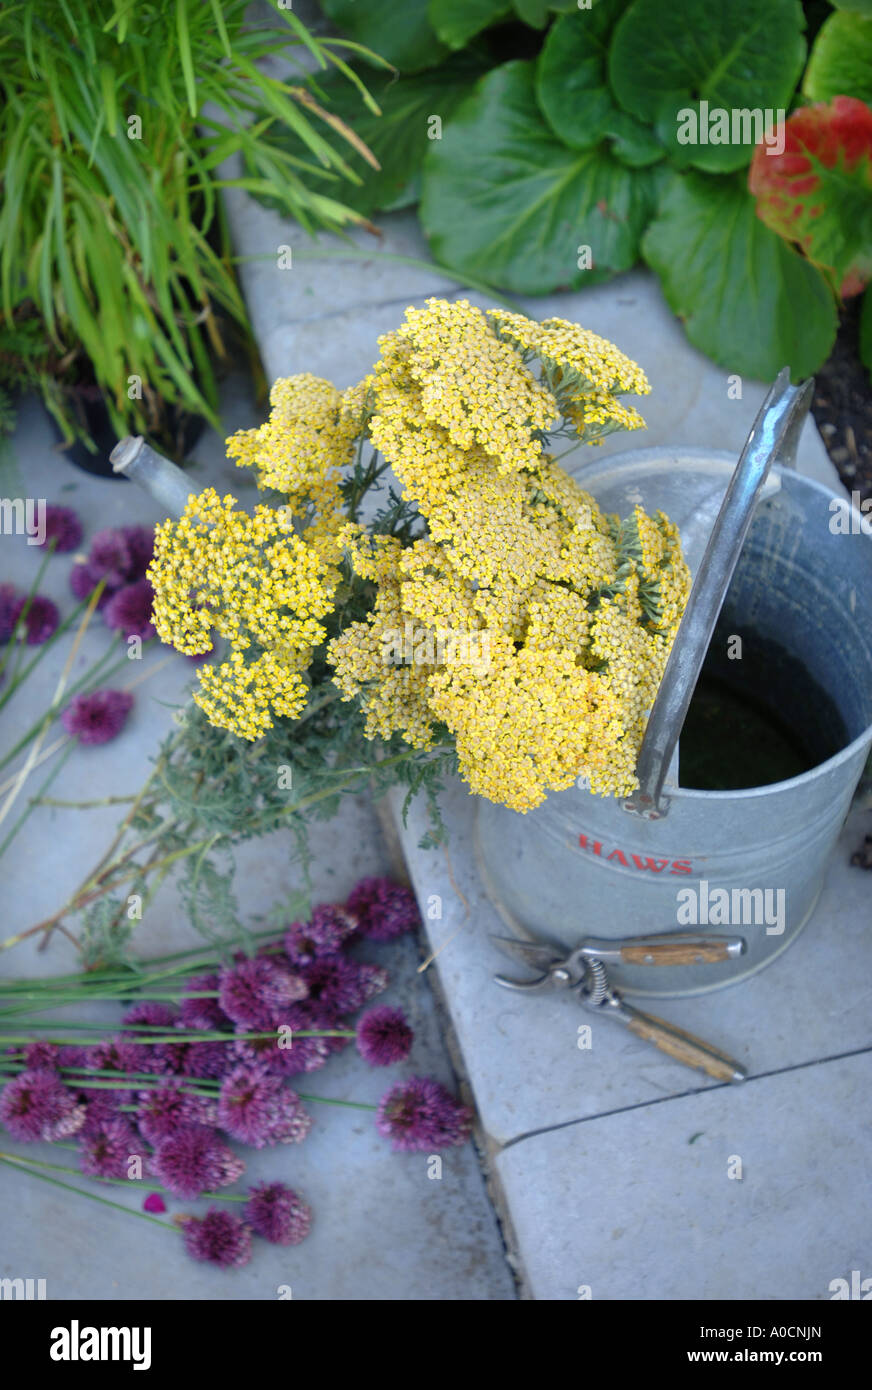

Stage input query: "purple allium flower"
[
  {"left": 217, "top": 1066, "right": 311, "bottom": 1149},
  {"left": 181, "top": 1208, "right": 252, "bottom": 1269},
  {"left": 38, "top": 505, "right": 83, "bottom": 553},
  {"left": 231, "top": 1018, "right": 332, "bottom": 1078},
  {"left": 120, "top": 526, "right": 155, "bottom": 581},
  {"left": 150, "top": 1126, "right": 245, "bottom": 1199},
  {"left": 70, "top": 560, "right": 111, "bottom": 607},
  {"left": 346, "top": 877, "right": 420, "bottom": 942},
  {"left": 103, "top": 579, "right": 155, "bottom": 640},
  {"left": 61, "top": 688, "right": 133, "bottom": 745},
  {"left": 57, "top": 1045, "right": 88, "bottom": 1070},
  {"left": 84, "top": 1036, "right": 141, "bottom": 1078},
  {"left": 283, "top": 903, "right": 358, "bottom": 966},
  {"left": 218, "top": 957, "right": 307, "bottom": 1030},
  {"left": 143, "top": 1192, "right": 166, "bottom": 1214},
  {"left": 245, "top": 1181, "right": 311, "bottom": 1246},
  {"left": 178, "top": 973, "right": 230, "bottom": 1031},
  {"left": 376, "top": 1077, "right": 473, "bottom": 1153},
  {"left": 10, "top": 594, "right": 59, "bottom": 646},
  {"left": 298, "top": 956, "right": 388, "bottom": 1016},
  {"left": 137, "top": 1079, "right": 216, "bottom": 1146},
  {"left": 23, "top": 1041, "right": 60, "bottom": 1070},
  {"left": 286, "top": 1000, "right": 351, "bottom": 1060},
  {"left": 182, "top": 1040, "right": 231, "bottom": 1080},
  {"left": 80, "top": 1091, "right": 125, "bottom": 1136},
  {"left": 0, "top": 1068, "right": 85, "bottom": 1142},
  {"left": 89, "top": 528, "right": 134, "bottom": 587},
  {"left": 356, "top": 1007, "right": 414, "bottom": 1067},
  {"left": 79, "top": 1116, "right": 141, "bottom": 1179},
  {"left": 0, "top": 584, "right": 20, "bottom": 642},
  {"left": 123, "top": 1002, "right": 178, "bottom": 1029}
]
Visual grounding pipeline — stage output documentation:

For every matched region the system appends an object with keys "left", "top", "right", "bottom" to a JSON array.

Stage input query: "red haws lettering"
[{"left": 578, "top": 833, "right": 695, "bottom": 874}]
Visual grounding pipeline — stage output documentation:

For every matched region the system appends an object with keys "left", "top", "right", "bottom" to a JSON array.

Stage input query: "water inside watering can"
[{"left": 678, "top": 612, "right": 850, "bottom": 791}]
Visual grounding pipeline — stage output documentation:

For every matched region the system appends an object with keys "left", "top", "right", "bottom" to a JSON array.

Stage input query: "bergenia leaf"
[
  {"left": 749, "top": 96, "right": 872, "bottom": 297},
  {"left": 609, "top": 0, "right": 807, "bottom": 173},
  {"left": 421, "top": 61, "right": 661, "bottom": 293},
  {"left": 803, "top": 10, "right": 872, "bottom": 105},
  {"left": 429, "top": 0, "right": 510, "bottom": 49},
  {"left": 642, "top": 170, "right": 837, "bottom": 380},
  {"left": 320, "top": 0, "right": 447, "bottom": 73},
  {"left": 536, "top": 2, "right": 664, "bottom": 167}
]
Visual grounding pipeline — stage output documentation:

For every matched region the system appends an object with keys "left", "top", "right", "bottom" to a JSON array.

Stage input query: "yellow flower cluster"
[
  {"left": 149, "top": 298, "right": 691, "bottom": 811},
  {"left": 148, "top": 488, "right": 335, "bottom": 740},
  {"left": 489, "top": 309, "right": 650, "bottom": 444},
  {"left": 326, "top": 299, "right": 690, "bottom": 810}
]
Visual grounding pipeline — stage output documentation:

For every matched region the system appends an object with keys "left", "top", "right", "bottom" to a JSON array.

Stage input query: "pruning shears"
[{"left": 492, "top": 931, "right": 748, "bottom": 1083}]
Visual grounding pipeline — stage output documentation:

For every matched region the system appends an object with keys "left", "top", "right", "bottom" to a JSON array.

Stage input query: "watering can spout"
[{"left": 110, "top": 436, "right": 193, "bottom": 520}]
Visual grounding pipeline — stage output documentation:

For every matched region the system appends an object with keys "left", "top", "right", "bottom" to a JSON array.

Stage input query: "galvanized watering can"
[{"left": 475, "top": 371, "right": 872, "bottom": 998}]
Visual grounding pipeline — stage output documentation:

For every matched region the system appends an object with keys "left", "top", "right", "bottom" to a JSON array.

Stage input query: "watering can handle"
[{"left": 623, "top": 367, "right": 815, "bottom": 820}]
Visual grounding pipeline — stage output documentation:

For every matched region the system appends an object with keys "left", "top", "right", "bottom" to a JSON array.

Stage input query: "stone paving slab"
[
  {"left": 495, "top": 1049, "right": 872, "bottom": 1301},
  {"left": 0, "top": 389, "right": 515, "bottom": 1302}
]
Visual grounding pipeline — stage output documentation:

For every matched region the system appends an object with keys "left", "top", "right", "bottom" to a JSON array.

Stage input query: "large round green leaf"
[
  {"left": 609, "top": 0, "right": 807, "bottom": 173},
  {"left": 641, "top": 171, "right": 837, "bottom": 380},
  {"left": 320, "top": 0, "right": 447, "bottom": 73},
  {"left": 421, "top": 61, "right": 661, "bottom": 293},
  {"left": 250, "top": 56, "right": 483, "bottom": 217},
  {"left": 536, "top": 2, "right": 664, "bottom": 166},
  {"left": 429, "top": 0, "right": 510, "bottom": 49},
  {"left": 804, "top": 12, "right": 872, "bottom": 105},
  {"left": 832, "top": 1, "right": 872, "bottom": 15}
]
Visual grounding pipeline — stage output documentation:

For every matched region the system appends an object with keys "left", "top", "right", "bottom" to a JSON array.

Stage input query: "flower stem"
[{"left": 0, "top": 1153, "right": 175, "bottom": 1229}]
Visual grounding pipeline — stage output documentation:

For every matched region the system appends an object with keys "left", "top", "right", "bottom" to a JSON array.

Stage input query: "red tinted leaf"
[{"left": 749, "top": 96, "right": 872, "bottom": 296}]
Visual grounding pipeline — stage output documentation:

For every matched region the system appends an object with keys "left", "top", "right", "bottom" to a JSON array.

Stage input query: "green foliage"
[
  {"left": 421, "top": 62, "right": 661, "bottom": 293},
  {"left": 803, "top": 10, "right": 872, "bottom": 104},
  {"left": 642, "top": 172, "right": 838, "bottom": 380},
  {"left": 0, "top": 2, "right": 380, "bottom": 455},
  {"left": 243, "top": 0, "right": 872, "bottom": 382},
  {"left": 320, "top": 0, "right": 447, "bottom": 72},
  {"left": 608, "top": 0, "right": 807, "bottom": 173}
]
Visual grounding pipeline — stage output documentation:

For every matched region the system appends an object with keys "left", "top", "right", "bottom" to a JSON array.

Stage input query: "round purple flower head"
[
  {"left": 299, "top": 956, "right": 388, "bottom": 1016},
  {"left": 80, "top": 1090, "right": 125, "bottom": 1136},
  {"left": 150, "top": 1126, "right": 245, "bottom": 1199},
  {"left": 356, "top": 1007, "right": 414, "bottom": 1067},
  {"left": 120, "top": 526, "right": 155, "bottom": 581},
  {"left": 88, "top": 529, "right": 134, "bottom": 587},
  {"left": 23, "top": 1041, "right": 60, "bottom": 1070},
  {"left": 178, "top": 973, "right": 229, "bottom": 1032},
  {"left": 376, "top": 1077, "right": 473, "bottom": 1153},
  {"left": 346, "top": 877, "right": 420, "bottom": 942},
  {"left": 123, "top": 1001, "right": 178, "bottom": 1029},
  {"left": 103, "top": 579, "right": 155, "bottom": 640},
  {"left": 245, "top": 1182, "right": 311, "bottom": 1246},
  {"left": 70, "top": 560, "right": 110, "bottom": 607},
  {"left": 79, "top": 1116, "right": 141, "bottom": 1180},
  {"left": 10, "top": 594, "right": 59, "bottom": 646},
  {"left": 38, "top": 505, "right": 83, "bottom": 553},
  {"left": 181, "top": 1209, "right": 252, "bottom": 1269},
  {"left": 218, "top": 957, "right": 307, "bottom": 1030},
  {"left": 0, "top": 1068, "right": 85, "bottom": 1142},
  {"left": 283, "top": 904, "right": 357, "bottom": 967},
  {"left": 182, "top": 1040, "right": 231, "bottom": 1080},
  {"left": 62, "top": 689, "right": 133, "bottom": 745},
  {"left": 137, "top": 1080, "right": 217, "bottom": 1146},
  {"left": 217, "top": 1065, "right": 311, "bottom": 1149}
]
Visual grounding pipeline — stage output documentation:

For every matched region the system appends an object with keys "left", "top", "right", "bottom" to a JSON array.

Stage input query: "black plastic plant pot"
[{"left": 50, "top": 382, "right": 207, "bottom": 478}]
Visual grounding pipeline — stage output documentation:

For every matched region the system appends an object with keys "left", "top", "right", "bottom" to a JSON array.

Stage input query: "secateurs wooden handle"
[{"left": 491, "top": 929, "right": 747, "bottom": 1083}]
